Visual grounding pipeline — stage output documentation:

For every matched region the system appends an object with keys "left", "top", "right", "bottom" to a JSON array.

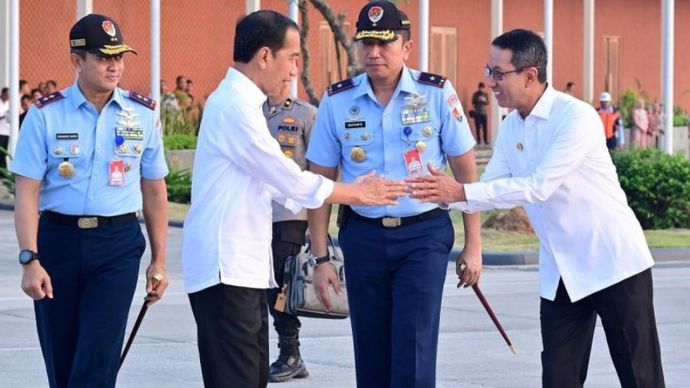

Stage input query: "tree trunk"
[{"left": 297, "top": 0, "right": 321, "bottom": 106}]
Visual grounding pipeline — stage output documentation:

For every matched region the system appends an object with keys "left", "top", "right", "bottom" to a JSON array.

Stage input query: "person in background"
[
  {"left": 596, "top": 92, "right": 620, "bottom": 150},
  {"left": 471, "top": 82, "right": 490, "bottom": 146}
]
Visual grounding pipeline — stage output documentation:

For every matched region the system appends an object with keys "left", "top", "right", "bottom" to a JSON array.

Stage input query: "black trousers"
[
  {"left": 267, "top": 220, "right": 307, "bottom": 337},
  {"left": 473, "top": 114, "right": 488, "bottom": 144},
  {"left": 189, "top": 284, "right": 269, "bottom": 388},
  {"left": 0, "top": 134, "right": 9, "bottom": 169},
  {"left": 540, "top": 269, "right": 665, "bottom": 388}
]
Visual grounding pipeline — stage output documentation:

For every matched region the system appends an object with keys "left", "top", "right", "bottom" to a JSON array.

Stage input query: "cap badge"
[
  {"left": 368, "top": 6, "right": 384, "bottom": 23},
  {"left": 102, "top": 21, "right": 117, "bottom": 37}
]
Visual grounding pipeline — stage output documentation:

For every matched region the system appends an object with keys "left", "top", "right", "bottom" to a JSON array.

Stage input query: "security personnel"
[
  {"left": 263, "top": 86, "right": 316, "bottom": 382},
  {"left": 306, "top": 2, "right": 482, "bottom": 387},
  {"left": 11, "top": 14, "right": 169, "bottom": 388}
]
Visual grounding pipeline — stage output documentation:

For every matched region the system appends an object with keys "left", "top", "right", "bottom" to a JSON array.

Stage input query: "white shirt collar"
[{"left": 226, "top": 67, "right": 267, "bottom": 109}]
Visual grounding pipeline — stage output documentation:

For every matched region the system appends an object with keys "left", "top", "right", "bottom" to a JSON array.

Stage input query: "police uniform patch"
[
  {"left": 328, "top": 79, "right": 354, "bottom": 96},
  {"left": 127, "top": 91, "right": 156, "bottom": 110},
  {"left": 417, "top": 72, "right": 447, "bottom": 88},
  {"left": 35, "top": 92, "right": 65, "bottom": 109}
]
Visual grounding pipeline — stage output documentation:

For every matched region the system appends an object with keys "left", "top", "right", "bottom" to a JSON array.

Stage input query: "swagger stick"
[
  {"left": 472, "top": 283, "right": 517, "bottom": 355},
  {"left": 119, "top": 274, "right": 163, "bottom": 369}
]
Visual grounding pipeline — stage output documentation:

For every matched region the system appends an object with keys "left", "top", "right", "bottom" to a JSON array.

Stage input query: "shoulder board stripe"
[
  {"left": 127, "top": 91, "right": 157, "bottom": 110},
  {"left": 34, "top": 92, "right": 64, "bottom": 109},
  {"left": 327, "top": 79, "right": 354, "bottom": 96},
  {"left": 418, "top": 72, "right": 447, "bottom": 88}
]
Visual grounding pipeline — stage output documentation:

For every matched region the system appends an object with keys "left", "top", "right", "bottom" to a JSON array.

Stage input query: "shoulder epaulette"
[
  {"left": 127, "top": 91, "right": 156, "bottom": 110},
  {"left": 34, "top": 92, "right": 64, "bottom": 109},
  {"left": 327, "top": 79, "right": 354, "bottom": 96},
  {"left": 282, "top": 98, "right": 293, "bottom": 109},
  {"left": 417, "top": 72, "right": 447, "bottom": 88}
]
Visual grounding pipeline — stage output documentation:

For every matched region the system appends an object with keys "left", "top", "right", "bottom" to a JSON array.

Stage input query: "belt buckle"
[
  {"left": 77, "top": 217, "right": 98, "bottom": 229},
  {"left": 382, "top": 217, "right": 401, "bottom": 228}
]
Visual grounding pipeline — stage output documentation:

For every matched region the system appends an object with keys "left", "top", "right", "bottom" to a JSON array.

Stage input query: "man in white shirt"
[
  {"left": 0, "top": 87, "right": 10, "bottom": 169},
  {"left": 181, "top": 10, "right": 407, "bottom": 388},
  {"left": 408, "top": 29, "right": 665, "bottom": 388}
]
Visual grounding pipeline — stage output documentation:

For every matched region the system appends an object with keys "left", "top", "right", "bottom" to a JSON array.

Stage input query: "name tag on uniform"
[
  {"left": 345, "top": 121, "right": 366, "bottom": 129},
  {"left": 56, "top": 133, "right": 79, "bottom": 140}
]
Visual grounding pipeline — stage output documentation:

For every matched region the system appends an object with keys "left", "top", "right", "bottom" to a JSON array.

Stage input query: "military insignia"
[
  {"left": 127, "top": 91, "right": 156, "bottom": 110},
  {"left": 403, "top": 126, "right": 412, "bottom": 138},
  {"left": 124, "top": 162, "right": 132, "bottom": 172},
  {"left": 360, "top": 133, "right": 369, "bottom": 141},
  {"left": 277, "top": 133, "right": 286, "bottom": 143},
  {"left": 327, "top": 79, "right": 354, "bottom": 96},
  {"left": 517, "top": 142, "right": 524, "bottom": 151},
  {"left": 284, "top": 149, "right": 294, "bottom": 158},
  {"left": 282, "top": 116, "right": 296, "bottom": 125},
  {"left": 287, "top": 135, "right": 297, "bottom": 145},
  {"left": 53, "top": 146, "right": 64, "bottom": 155},
  {"left": 368, "top": 5, "right": 384, "bottom": 22},
  {"left": 116, "top": 143, "right": 129, "bottom": 154},
  {"left": 116, "top": 108, "right": 145, "bottom": 141},
  {"left": 422, "top": 127, "right": 433, "bottom": 137},
  {"left": 344, "top": 132, "right": 351, "bottom": 141},
  {"left": 102, "top": 20, "right": 117, "bottom": 37},
  {"left": 452, "top": 106, "right": 464, "bottom": 122},
  {"left": 447, "top": 94, "right": 459, "bottom": 107},
  {"left": 417, "top": 72, "right": 447, "bottom": 88},
  {"left": 58, "top": 160, "right": 75, "bottom": 178},
  {"left": 70, "top": 144, "right": 80, "bottom": 155},
  {"left": 351, "top": 146, "right": 366, "bottom": 162},
  {"left": 416, "top": 141, "right": 427, "bottom": 152},
  {"left": 403, "top": 94, "right": 427, "bottom": 109},
  {"left": 35, "top": 92, "right": 64, "bottom": 109},
  {"left": 349, "top": 106, "right": 360, "bottom": 118},
  {"left": 282, "top": 98, "right": 293, "bottom": 109},
  {"left": 134, "top": 144, "right": 143, "bottom": 154}
]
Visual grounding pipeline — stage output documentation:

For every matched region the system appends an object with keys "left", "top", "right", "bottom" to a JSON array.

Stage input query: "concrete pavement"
[{"left": 1, "top": 209, "right": 689, "bottom": 387}]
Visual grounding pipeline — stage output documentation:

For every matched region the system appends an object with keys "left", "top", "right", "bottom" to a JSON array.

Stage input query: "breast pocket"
[
  {"left": 48, "top": 140, "right": 84, "bottom": 171},
  {"left": 115, "top": 140, "right": 144, "bottom": 173},
  {"left": 341, "top": 128, "right": 374, "bottom": 148},
  {"left": 401, "top": 123, "right": 440, "bottom": 146}
]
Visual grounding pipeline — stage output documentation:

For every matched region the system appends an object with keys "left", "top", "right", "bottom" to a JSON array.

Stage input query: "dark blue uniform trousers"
[
  {"left": 35, "top": 216, "right": 145, "bottom": 388},
  {"left": 338, "top": 212, "right": 454, "bottom": 388}
]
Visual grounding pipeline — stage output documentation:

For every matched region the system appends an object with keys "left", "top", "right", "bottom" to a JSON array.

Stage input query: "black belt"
[
  {"left": 41, "top": 211, "right": 137, "bottom": 229},
  {"left": 347, "top": 207, "right": 447, "bottom": 228}
]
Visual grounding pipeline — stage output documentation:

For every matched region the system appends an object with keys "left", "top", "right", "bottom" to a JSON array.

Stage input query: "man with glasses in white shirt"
[
  {"left": 408, "top": 29, "right": 665, "bottom": 388},
  {"left": 181, "top": 10, "right": 407, "bottom": 388}
]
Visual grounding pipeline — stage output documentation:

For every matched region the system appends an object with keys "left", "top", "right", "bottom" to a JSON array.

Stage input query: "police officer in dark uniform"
[
  {"left": 306, "top": 2, "right": 482, "bottom": 387},
  {"left": 12, "top": 14, "right": 169, "bottom": 388},
  {"left": 263, "top": 84, "right": 317, "bottom": 382}
]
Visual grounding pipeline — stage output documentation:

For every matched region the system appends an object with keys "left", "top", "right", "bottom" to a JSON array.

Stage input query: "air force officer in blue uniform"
[
  {"left": 12, "top": 14, "right": 169, "bottom": 388},
  {"left": 306, "top": 2, "right": 482, "bottom": 387}
]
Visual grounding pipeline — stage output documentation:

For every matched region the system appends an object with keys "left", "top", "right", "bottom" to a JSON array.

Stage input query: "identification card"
[
  {"left": 274, "top": 285, "right": 288, "bottom": 312},
  {"left": 404, "top": 149, "right": 424, "bottom": 176},
  {"left": 109, "top": 159, "right": 125, "bottom": 186}
]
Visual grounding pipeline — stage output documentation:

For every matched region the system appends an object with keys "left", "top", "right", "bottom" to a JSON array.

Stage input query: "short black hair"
[
  {"left": 478, "top": 82, "right": 485, "bottom": 88},
  {"left": 492, "top": 29, "right": 547, "bottom": 83},
  {"left": 21, "top": 94, "right": 31, "bottom": 102},
  {"left": 46, "top": 80, "right": 57, "bottom": 87},
  {"left": 566, "top": 81, "right": 575, "bottom": 88},
  {"left": 19, "top": 80, "right": 28, "bottom": 88},
  {"left": 233, "top": 10, "right": 298, "bottom": 63},
  {"left": 1, "top": 87, "right": 8, "bottom": 95}
]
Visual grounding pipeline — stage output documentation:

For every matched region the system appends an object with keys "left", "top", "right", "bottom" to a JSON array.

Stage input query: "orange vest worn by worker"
[{"left": 598, "top": 109, "right": 619, "bottom": 140}]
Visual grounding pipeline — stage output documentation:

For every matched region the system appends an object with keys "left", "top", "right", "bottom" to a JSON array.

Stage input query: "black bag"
[{"left": 277, "top": 236, "right": 348, "bottom": 319}]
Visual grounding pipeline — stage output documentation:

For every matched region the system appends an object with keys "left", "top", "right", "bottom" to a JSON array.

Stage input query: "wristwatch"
[
  {"left": 18, "top": 249, "right": 39, "bottom": 265},
  {"left": 309, "top": 254, "right": 331, "bottom": 268}
]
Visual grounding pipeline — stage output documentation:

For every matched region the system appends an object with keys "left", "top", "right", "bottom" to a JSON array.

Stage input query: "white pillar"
[
  {"left": 8, "top": 0, "right": 19, "bottom": 160},
  {"left": 661, "top": 0, "right": 674, "bottom": 154},
  {"left": 151, "top": 0, "right": 161, "bottom": 105},
  {"left": 419, "top": 0, "right": 429, "bottom": 71},
  {"left": 544, "top": 0, "right": 553, "bottom": 84},
  {"left": 1, "top": 0, "right": 9, "bottom": 88},
  {"left": 76, "top": 0, "right": 92, "bottom": 19},
  {"left": 490, "top": 0, "right": 503, "bottom": 144},
  {"left": 583, "top": 0, "right": 594, "bottom": 102},
  {"left": 288, "top": 0, "right": 298, "bottom": 97},
  {"left": 246, "top": 0, "right": 260, "bottom": 14}
]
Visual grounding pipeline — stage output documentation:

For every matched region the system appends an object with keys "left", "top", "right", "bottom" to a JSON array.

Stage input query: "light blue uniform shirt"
[
  {"left": 11, "top": 82, "right": 168, "bottom": 216},
  {"left": 306, "top": 66, "right": 475, "bottom": 217}
]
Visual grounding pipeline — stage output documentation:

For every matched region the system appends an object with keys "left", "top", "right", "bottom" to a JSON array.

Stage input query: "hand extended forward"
[
  {"left": 349, "top": 171, "right": 408, "bottom": 206},
  {"left": 407, "top": 163, "right": 466, "bottom": 204}
]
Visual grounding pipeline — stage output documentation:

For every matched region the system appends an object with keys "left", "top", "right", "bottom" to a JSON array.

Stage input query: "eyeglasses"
[{"left": 484, "top": 65, "right": 524, "bottom": 81}]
